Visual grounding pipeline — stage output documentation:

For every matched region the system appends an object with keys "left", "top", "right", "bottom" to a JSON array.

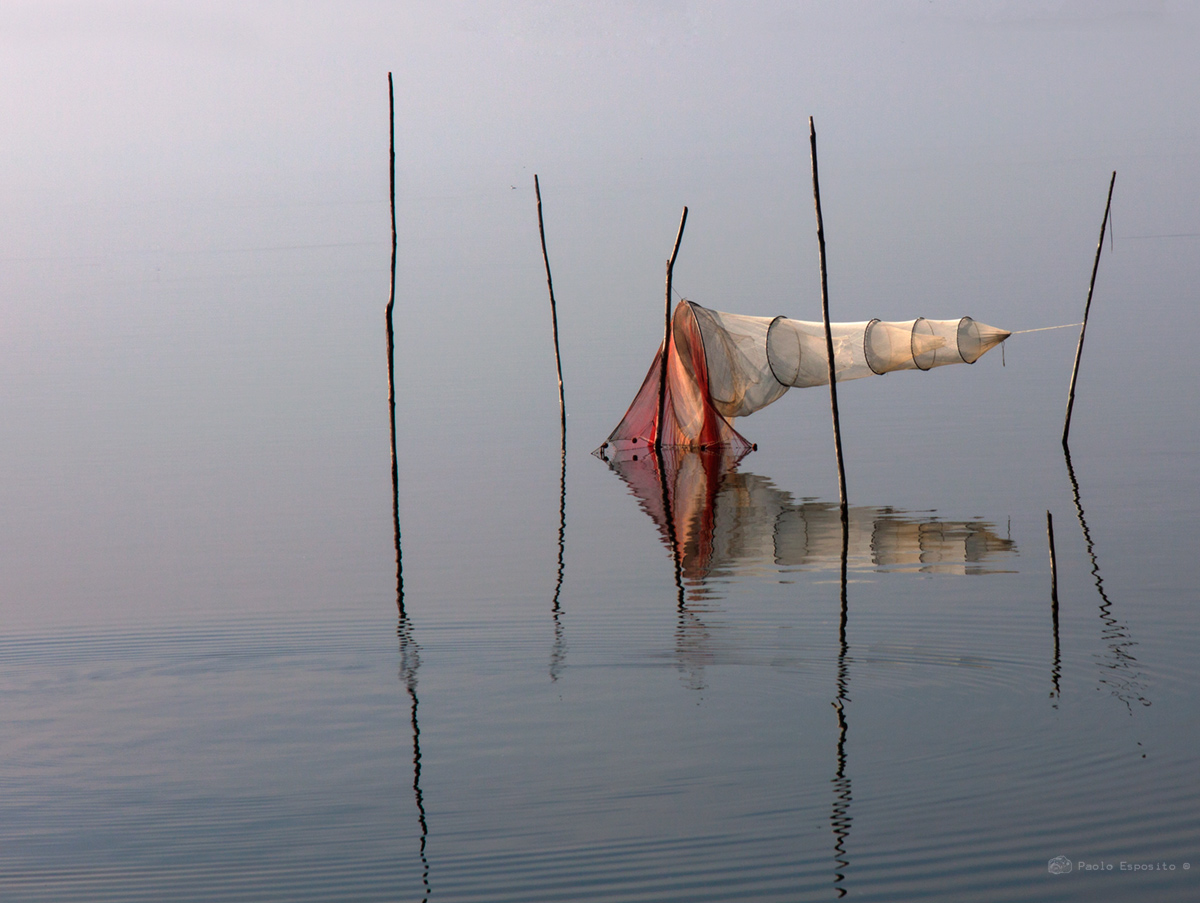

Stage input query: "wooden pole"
[
  {"left": 655, "top": 207, "right": 689, "bottom": 449},
  {"left": 1062, "top": 171, "right": 1116, "bottom": 448},
  {"left": 386, "top": 73, "right": 403, "bottom": 612},
  {"left": 534, "top": 175, "right": 567, "bottom": 438},
  {"left": 387, "top": 77, "right": 426, "bottom": 891},
  {"left": 534, "top": 175, "right": 569, "bottom": 682},
  {"left": 809, "top": 117, "right": 848, "bottom": 509}
]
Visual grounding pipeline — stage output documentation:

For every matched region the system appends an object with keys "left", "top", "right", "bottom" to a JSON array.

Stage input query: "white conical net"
[{"left": 602, "top": 301, "right": 1010, "bottom": 451}]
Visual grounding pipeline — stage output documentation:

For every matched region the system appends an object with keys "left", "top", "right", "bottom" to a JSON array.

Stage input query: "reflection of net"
[
  {"left": 602, "top": 301, "right": 1009, "bottom": 449},
  {"left": 603, "top": 450, "right": 1017, "bottom": 581}
]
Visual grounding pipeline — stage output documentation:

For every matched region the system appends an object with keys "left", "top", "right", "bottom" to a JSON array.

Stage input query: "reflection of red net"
[
  {"left": 602, "top": 301, "right": 753, "bottom": 453},
  {"left": 604, "top": 445, "right": 748, "bottom": 581}
]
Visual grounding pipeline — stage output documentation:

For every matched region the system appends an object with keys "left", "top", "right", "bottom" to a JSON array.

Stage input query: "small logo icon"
[{"left": 1048, "top": 856, "right": 1073, "bottom": 875}]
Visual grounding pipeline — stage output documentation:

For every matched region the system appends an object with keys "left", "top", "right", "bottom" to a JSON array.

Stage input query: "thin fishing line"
[{"left": 1012, "top": 323, "right": 1083, "bottom": 334}]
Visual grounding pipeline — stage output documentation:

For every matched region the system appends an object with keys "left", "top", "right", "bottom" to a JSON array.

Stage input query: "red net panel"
[{"left": 602, "top": 301, "right": 753, "bottom": 453}]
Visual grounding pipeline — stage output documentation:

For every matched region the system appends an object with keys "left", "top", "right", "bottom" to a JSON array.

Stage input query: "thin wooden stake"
[
  {"left": 655, "top": 207, "right": 689, "bottom": 449},
  {"left": 809, "top": 117, "right": 847, "bottom": 509},
  {"left": 386, "top": 78, "right": 426, "bottom": 890},
  {"left": 533, "top": 175, "right": 569, "bottom": 681},
  {"left": 534, "top": 175, "right": 567, "bottom": 438},
  {"left": 385, "top": 73, "right": 402, "bottom": 612},
  {"left": 1062, "top": 171, "right": 1116, "bottom": 448}
]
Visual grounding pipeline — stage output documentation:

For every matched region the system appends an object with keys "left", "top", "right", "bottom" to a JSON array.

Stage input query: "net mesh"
[{"left": 601, "top": 300, "right": 1008, "bottom": 451}]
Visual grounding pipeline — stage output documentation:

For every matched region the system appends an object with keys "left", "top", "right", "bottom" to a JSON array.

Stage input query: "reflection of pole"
[
  {"left": 809, "top": 117, "right": 847, "bottom": 509},
  {"left": 386, "top": 73, "right": 404, "bottom": 613},
  {"left": 398, "top": 615, "right": 429, "bottom": 901},
  {"left": 653, "top": 447, "right": 687, "bottom": 612},
  {"left": 1063, "top": 447, "right": 1148, "bottom": 711},
  {"left": 549, "top": 442, "right": 567, "bottom": 682},
  {"left": 655, "top": 208, "right": 689, "bottom": 449},
  {"left": 1047, "top": 511, "right": 1061, "bottom": 706},
  {"left": 830, "top": 509, "right": 852, "bottom": 896},
  {"left": 1063, "top": 171, "right": 1116, "bottom": 447},
  {"left": 653, "top": 445, "right": 702, "bottom": 688},
  {"left": 534, "top": 175, "right": 566, "bottom": 437}
]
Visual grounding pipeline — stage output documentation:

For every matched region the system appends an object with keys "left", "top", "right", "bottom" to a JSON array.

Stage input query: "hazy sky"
[
  {"left": 4, "top": 1, "right": 1195, "bottom": 334},
  {"left": 3, "top": 0, "right": 1196, "bottom": 371},
  {"left": 3, "top": 1, "right": 1196, "bottom": 208},
  {"left": 4, "top": 0, "right": 1198, "bottom": 429}
]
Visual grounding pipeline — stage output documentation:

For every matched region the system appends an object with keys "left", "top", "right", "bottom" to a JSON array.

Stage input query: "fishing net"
[{"left": 600, "top": 300, "right": 1009, "bottom": 452}]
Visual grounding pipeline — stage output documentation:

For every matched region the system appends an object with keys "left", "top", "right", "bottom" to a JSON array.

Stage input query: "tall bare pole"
[
  {"left": 1062, "top": 171, "right": 1116, "bottom": 448},
  {"left": 655, "top": 207, "right": 689, "bottom": 449},
  {"left": 385, "top": 73, "right": 402, "bottom": 610},
  {"left": 535, "top": 177, "right": 569, "bottom": 684},
  {"left": 809, "top": 117, "right": 847, "bottom": 509},
  {"left": 534, "top": 175, "right": 566, "bottom": 438}
]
